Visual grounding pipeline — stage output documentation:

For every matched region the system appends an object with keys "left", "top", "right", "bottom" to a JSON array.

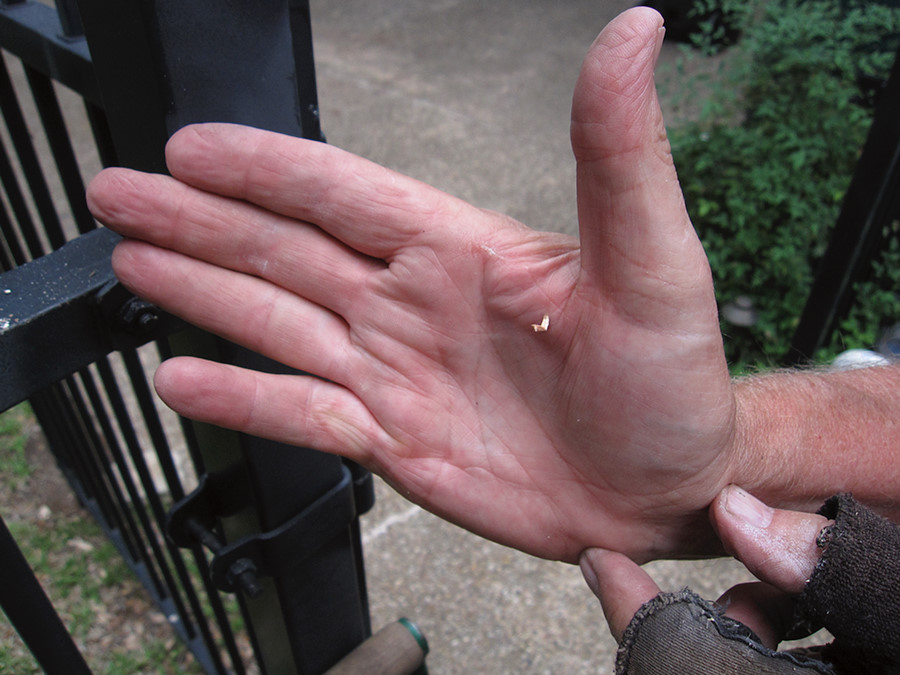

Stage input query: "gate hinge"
[{"left": 167, "top": 463, "right": 371, "bottom": 597}]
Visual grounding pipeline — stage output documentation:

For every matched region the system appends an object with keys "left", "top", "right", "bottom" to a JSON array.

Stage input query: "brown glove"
[{"left": 616, "top": 494, "right": 900, "bottom": 675}]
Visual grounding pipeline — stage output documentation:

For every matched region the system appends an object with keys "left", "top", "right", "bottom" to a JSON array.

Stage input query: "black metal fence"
[{"left": 0, "top": 1, "right": 429, "bottom": 673}]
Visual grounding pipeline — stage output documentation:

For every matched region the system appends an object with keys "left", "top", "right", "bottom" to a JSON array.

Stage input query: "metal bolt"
[
  {"left": 226, "top": 558, "right": 264, "bottom": 599},
  {"left": 186, "top": 518, "right": 264, "bottom": 598},
  {"left": 117, "top": 298, "right": 160, "bottom": 336},
  {"left": 135, "top": 309, "right": 158, "bottom": 331}
]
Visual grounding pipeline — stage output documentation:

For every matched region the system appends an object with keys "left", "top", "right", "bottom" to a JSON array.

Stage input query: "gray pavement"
[{"left": 307, "top": 2, "right": 757, "bottom": 672}]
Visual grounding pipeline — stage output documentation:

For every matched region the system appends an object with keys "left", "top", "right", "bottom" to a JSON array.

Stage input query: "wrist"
[
  {"left": 727, "top": 365, "right": 900, "bottom": 519},
  {"left": 727, "top": 373, "right": 799, "bottom": 507}
]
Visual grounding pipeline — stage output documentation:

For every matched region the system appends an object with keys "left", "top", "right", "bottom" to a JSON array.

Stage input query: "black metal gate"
[{"left": 0, "top": 1, "right": 410, "bottom": 672}]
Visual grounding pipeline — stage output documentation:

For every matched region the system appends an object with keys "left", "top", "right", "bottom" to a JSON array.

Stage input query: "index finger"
[{"left": 164, "top": 123, "right": 480, "bottom": 259}]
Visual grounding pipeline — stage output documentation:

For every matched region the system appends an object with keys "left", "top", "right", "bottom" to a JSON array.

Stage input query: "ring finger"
[{"left": 112, "top": 239, "right": 362, "bottom": 386}]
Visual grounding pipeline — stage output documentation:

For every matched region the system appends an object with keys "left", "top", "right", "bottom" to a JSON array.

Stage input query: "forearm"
[{"left": 731, "top": 364, "right": 900, "bottom": 520}]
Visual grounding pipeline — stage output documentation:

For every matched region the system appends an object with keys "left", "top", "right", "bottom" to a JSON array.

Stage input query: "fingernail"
[
  {"left": 579, "top": 550, "right": 601, "bottom": 595},
  {"left": 724, "top": 486, "right": 773, "bottom": 529},
  {"left": 654, "top": 25, "right": 666, "bottom": 62}
]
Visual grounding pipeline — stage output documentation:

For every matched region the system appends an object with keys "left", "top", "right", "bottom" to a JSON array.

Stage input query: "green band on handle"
[{"left": 397, "top": 617, "right": 429, "bottom": 656}]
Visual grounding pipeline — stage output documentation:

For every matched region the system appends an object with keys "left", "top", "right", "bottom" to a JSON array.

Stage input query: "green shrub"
[{"left": 668, "top": 0, "right": 900, "bottom": 369}]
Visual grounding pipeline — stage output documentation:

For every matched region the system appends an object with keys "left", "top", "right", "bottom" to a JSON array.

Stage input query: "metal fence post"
[
  {"left": 75, "top": 1, "right": 371, "bottom": 672},
  {"left": 788, "top": 44, "right": 900, "bottom": 362},
  {"left": 0, "top": 515, "right": 91, "bottom": 674}
]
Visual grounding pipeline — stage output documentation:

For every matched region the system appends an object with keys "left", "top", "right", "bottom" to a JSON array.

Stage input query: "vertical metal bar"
[
  {"left": 48, "top": 378, "right": 133, "bottom": 538},
  {"left": 0, "top": 51, "right": 65, "bottom": 251},
  {"left": 74, "top": 367, "right": 173, "bottom": 566},
  {"left": 73, "top": 371, "right": 149, "bottom": 562},
  {"left": 0, "top": 514, "right": 91, "bottom": 675},
  {"left": 121, "top": 349, "right": 185, "bottom": 500},
  {"left": 0, "top": 209, "right": 16, "bottom": 270},
  {"left": 188, "top": 542, "right": 248, "bottom": 675},
  {"left": 72, "top": 0, "right": 177, "bottom": 174},
  {"left": 0, "top": 142, "right": 42, "bottom": 259},
  {"left": 788, "top": 44, "right": 900, "bottom": 362},
  {"left": 68, "top": 362, "right": 232, "bottom": 673},
  {"left": 288, "top": 0, "right": 325, "bottom": 143},
  {"left": 73, "top": 364, "right": 233, "bottom": 673},
  {"left": 0, "top": 104, "right": 43, "bottom": 259},
  {"left": 152, "top": 340, "right": 248, "bottom": 673},
  {"left": 23, "top": 63, "right": 95, "bottom": 235},
  {"left": 54, "top": 0, "right": 84, "bottom": 38},
  {"left": 117, "top": 352, "right": 242, "bottom": 672},
  {"left": 84, "top": 101, "right": 118, "bottom": 168},
  {"left": 346, "top": 460, "right": 373, "bottom": 636},
  {"left": 95, "top": 354, "right": 240, "bottom": 674},
  {"left": 30, "top": 382, "right": 120, "bottom": 529},
  {"left": 0, "top": 177, "right": 26, "bottom": 267},
  {"left": 77, "top": 365, "right": 167, "bottom": 587},
  {"left": 156, "top": 339, "right": 208, "bottom": 474},
  {"left": 31, "top": 376, "right": 161, "bottom": 586},
  {"left": 93, "top": 356, "right": 197, "bottom": 633}
]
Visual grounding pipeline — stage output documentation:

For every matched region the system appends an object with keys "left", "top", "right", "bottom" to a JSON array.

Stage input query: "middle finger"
[{"left": 88, "top": 168, "right": 384, "bottom": 320}]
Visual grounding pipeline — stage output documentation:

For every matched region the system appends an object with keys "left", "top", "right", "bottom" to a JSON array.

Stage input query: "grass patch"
[
  {"left": 0, "top": 405, "right": 203, "bottom": 673},
  {"left": 0, "top": 404, "right": 34, "bottom": 489}
]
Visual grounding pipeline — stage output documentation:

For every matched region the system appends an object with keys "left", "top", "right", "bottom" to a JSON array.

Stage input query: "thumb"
[
  {"left": 579, "top": 548, "right": 661, "bottom": 643},
  {"left": 710, "top": 486, "right": 832, "bottom": 594},
  {"left": 572, "top": 8, "right": 712, "bottom": 327}
]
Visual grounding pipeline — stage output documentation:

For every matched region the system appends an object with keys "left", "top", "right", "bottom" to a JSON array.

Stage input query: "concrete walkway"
[{"left": 307, "top": 2, "right": 755, "bottom": 672}]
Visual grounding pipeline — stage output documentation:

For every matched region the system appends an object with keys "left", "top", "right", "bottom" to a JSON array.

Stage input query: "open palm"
[{"left": 88, "top": 9, "right": 737, "bottom": 564}]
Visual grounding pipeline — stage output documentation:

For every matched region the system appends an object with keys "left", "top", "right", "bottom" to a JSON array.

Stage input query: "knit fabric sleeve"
[{"left": 791, "top": 493, "right": 900, "bottom": 673}]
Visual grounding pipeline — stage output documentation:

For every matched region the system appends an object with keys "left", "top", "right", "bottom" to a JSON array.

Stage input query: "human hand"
[
  {"left": 580, "top": 485, "right": 830, "bottom": 647},
  {"left": 86, "top": 8, "right": 738, "bottom": 563}
]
